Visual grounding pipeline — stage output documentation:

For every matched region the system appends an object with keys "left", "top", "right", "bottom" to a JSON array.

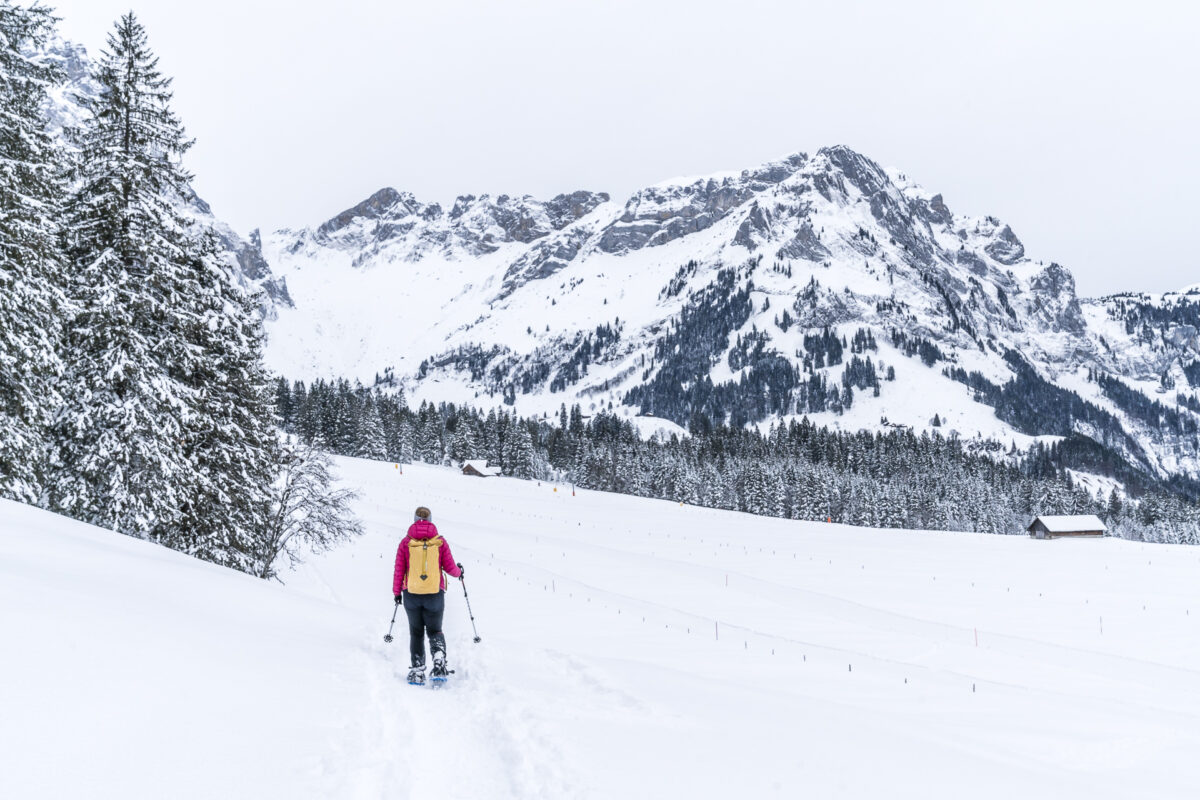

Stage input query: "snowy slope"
[{"left": 6, "top": 459, "right": 1200, "bottom": 798}]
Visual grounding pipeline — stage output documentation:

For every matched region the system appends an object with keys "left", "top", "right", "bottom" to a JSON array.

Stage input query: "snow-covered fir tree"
[
  {"left": 179, "top": 232, "right": 280, "bottom": 571},
  {"left": 53, "top": 13, "right": 279, "bottom": 568},
  {"left": 54, "top": 12, "right": 199, "bottom": 535},
  {"left": 354, "top": 393, "right": 387, "bottom": 460},
  {"left": 0, "top": 2, "right": 67, "bottom": 504}
]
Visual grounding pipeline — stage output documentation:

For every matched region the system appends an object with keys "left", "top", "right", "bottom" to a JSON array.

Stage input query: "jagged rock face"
[
  {"left": 821, "top": 145, "right": 890, "bottom": 197},
  {"left": 1167, "top": 325, "right": 1200, "bottom": 354},
  {"left": 594, "top": 155, "right": 810, "bottom": 255},
  {"left": 985, "top": 225, "right": 1026, "bottom": 265},
  {"left": 926, "top": 194, "right": 953, "bottom": 226},
  {"left": 319, "top": 188, "right": 410, "bottom": 238},
  {"left": 545, "top": 190, "right": 610, "bottom": 229},
  {"left": 234, "top": 230, "right": 292, "bottom": 313},
  {"left": 41, "top": 37, "right": 94, "bottom": 94},
  {"left": 742, "top": 153, "right": 808, "bottom": 185},
  {"left": 955, "top": 249, "right": 989, "bottom": 276},
  {"left": 596, "top": 179, "right": 759, "bottom": 254},
  {"left": 299, "top": 188, "right": 612, "bottom": 260},
  {"left": 1029, "top": 263, "right": 1085, "bottom": 334},
  {"left": 498, "top": 226, "right": 593, "bottom": 299},
  {"left": 733, "top": 202, "right": 771, "bottom": 250},
  {"left": 776, "top": 222, "right": 830, "bottom": 262}
]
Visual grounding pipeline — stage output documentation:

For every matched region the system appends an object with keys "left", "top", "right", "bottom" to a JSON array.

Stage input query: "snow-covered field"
[{"left": 4, "top": 458, "right": 1200, "bottom": 798}]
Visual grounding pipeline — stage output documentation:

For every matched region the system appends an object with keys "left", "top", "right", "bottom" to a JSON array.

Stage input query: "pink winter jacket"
[{"left": 393, "top": 520, "right": 461, "bottom": 595}]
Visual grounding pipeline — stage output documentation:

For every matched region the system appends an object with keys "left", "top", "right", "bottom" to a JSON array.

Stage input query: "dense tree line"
[
  {"left": 550, "top": 321, "right": 622, "bottom": 392},
  {"left": 660, "top": 259, "right": 698, "bottom": 299},
  {"left": 277, "top": 378, "right": 543, "bottom": 479},
  {"left": 0, "top": 9, "right": 355, "bottom": 577},
  {"left": 625, "top": 266, "right": 754, "bottom": 423},
  {"left": 944, "top": 351, "right": 1145, "bottom": 463},
  {"left": 1107, "top": 295, "right": 1200, "bottom": 341},
  {"left": 802, "top": 327, "right": 844, "bottom": 369},
  {"left": 1092, "top": 372, "right": 1198, "bottom": 439},
  {"left": 890, "top": 329, "right": 944, "bottom": 366},
  {"left": 274, "top": 379, "right": 1200, "bottom": 545}
]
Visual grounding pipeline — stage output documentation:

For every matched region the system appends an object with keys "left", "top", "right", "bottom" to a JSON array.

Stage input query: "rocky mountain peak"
[
  {"left": 815, "top": 145, "right": 892, "bottom": 198},
  {"left": 316, "top": 187, "right": 417, "bottom": 238}
]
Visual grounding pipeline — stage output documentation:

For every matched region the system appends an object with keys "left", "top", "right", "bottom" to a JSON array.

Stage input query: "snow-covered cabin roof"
[
  {"left": 462, "top": 460, "right": 501, "bottom": 477},
  {"left": 1028, "top": 514, "right": 1107, "bottom": 533}
]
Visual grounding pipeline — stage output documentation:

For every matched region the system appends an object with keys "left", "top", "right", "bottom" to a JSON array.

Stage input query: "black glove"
[
  {"left": 457, "top": 563, "right": 465, "bottom": 577},
  {"left": 394, "top": 594, "right": 403, "bottom": 606}
]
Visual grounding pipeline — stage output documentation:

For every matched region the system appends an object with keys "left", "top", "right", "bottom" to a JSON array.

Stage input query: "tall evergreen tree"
[
  {"left": 54, "top": 14, "right": 280, "bottom": 569},
  {"left": 54, "top": 12, "right": 200, "bottom": 535},
  {"left": 0, "top": 2, "right": 67, "bottom": 504},
  {"left": 354, "top": 393, "right": 387, "bottom": 460}
]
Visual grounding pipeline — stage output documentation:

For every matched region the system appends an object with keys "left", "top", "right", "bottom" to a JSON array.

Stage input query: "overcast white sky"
[{"left": 49, "top": 0, "right": 1199, "bottom": 296}]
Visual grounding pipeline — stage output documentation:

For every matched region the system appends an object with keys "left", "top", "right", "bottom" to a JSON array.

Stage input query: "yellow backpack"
[{"left": 406, "top": 536, "right": 444, "bottom": 594}]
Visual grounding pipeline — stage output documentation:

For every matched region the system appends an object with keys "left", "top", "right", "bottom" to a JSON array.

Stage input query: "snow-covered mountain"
[
  {"left": 41, "top": 37, "right": 1199, "bottom": 497},
  {"left": 261, "top": 147, "right": 1200, "bottom": 495}
]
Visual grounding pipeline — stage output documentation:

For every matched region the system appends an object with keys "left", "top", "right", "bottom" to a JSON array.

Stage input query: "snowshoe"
[
  {"left": 407, "top": 668, "right": 426, "bottom": 686},
  {"left": 430, "top": 653, "right": 452, "bottom": 685}
]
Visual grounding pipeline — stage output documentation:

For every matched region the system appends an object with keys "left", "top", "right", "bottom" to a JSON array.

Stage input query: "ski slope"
[{"left": 4, "top": 459, "right": 1200, "bottom": 798}]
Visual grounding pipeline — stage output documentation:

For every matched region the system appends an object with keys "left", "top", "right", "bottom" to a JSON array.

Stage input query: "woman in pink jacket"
[{"left": 393, "top": 506, "right": 463, "bottom": 684}]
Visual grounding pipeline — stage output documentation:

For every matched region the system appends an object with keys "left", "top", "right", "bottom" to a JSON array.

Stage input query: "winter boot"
[
  {"left": 431, "top": 649, "right": 449, "bottom": 681},
  {"left": 408, "top": 653, "right": 426, "bottom": 686}
]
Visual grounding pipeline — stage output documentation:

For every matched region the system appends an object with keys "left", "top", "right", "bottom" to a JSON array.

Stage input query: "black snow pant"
[{"left": 403, "top": 590, "right": 446, "bottom": 669}]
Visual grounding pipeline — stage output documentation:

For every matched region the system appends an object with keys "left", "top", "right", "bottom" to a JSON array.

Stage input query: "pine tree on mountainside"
[
  {"left": 0, "top": 2, "right": 68, "bottom": 504},
  {"left": 53, "top": 13, "right": 279, "bottom": 568},
  {"left": 354, "top": 394, "right": 388, "bottom": 460},
  {"left": 484, "top": 409, "right": 502, "bottom": 466},
  {"left": 506, "top": 421, "right": 538, "bottom": 479},
  {"left": 448, "top": 415, "right": 476, "bottom": 464},
  {"left": 395, "top": 416, "right": 415, "bottom": 462},
  {"left": 1107, "top": 488, "right": 1123, "bottom": 520}
]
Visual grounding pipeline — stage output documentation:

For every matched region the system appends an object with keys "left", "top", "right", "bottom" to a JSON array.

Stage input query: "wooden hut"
[
  {"left": 1027, "top": 514, "right": 1107, "bottom": 539},
  {"left": 462, "top": 460, "right": 501, "bottom": 478}
]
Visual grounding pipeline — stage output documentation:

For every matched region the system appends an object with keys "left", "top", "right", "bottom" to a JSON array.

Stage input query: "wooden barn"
[
  {"left": 1027, "top": 514, "right": 1107, "bottom": 539},
  {"left": 462, "top": 460, "right": 502, "bottom": 478}
]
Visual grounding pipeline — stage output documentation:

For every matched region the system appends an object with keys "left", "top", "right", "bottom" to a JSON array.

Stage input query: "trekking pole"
[
  {"left": 460, "top": 575, "right": 482, "bottom": 643},
  {"left": 383, "top": 601, "right": 400, "bottom": 643}
]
